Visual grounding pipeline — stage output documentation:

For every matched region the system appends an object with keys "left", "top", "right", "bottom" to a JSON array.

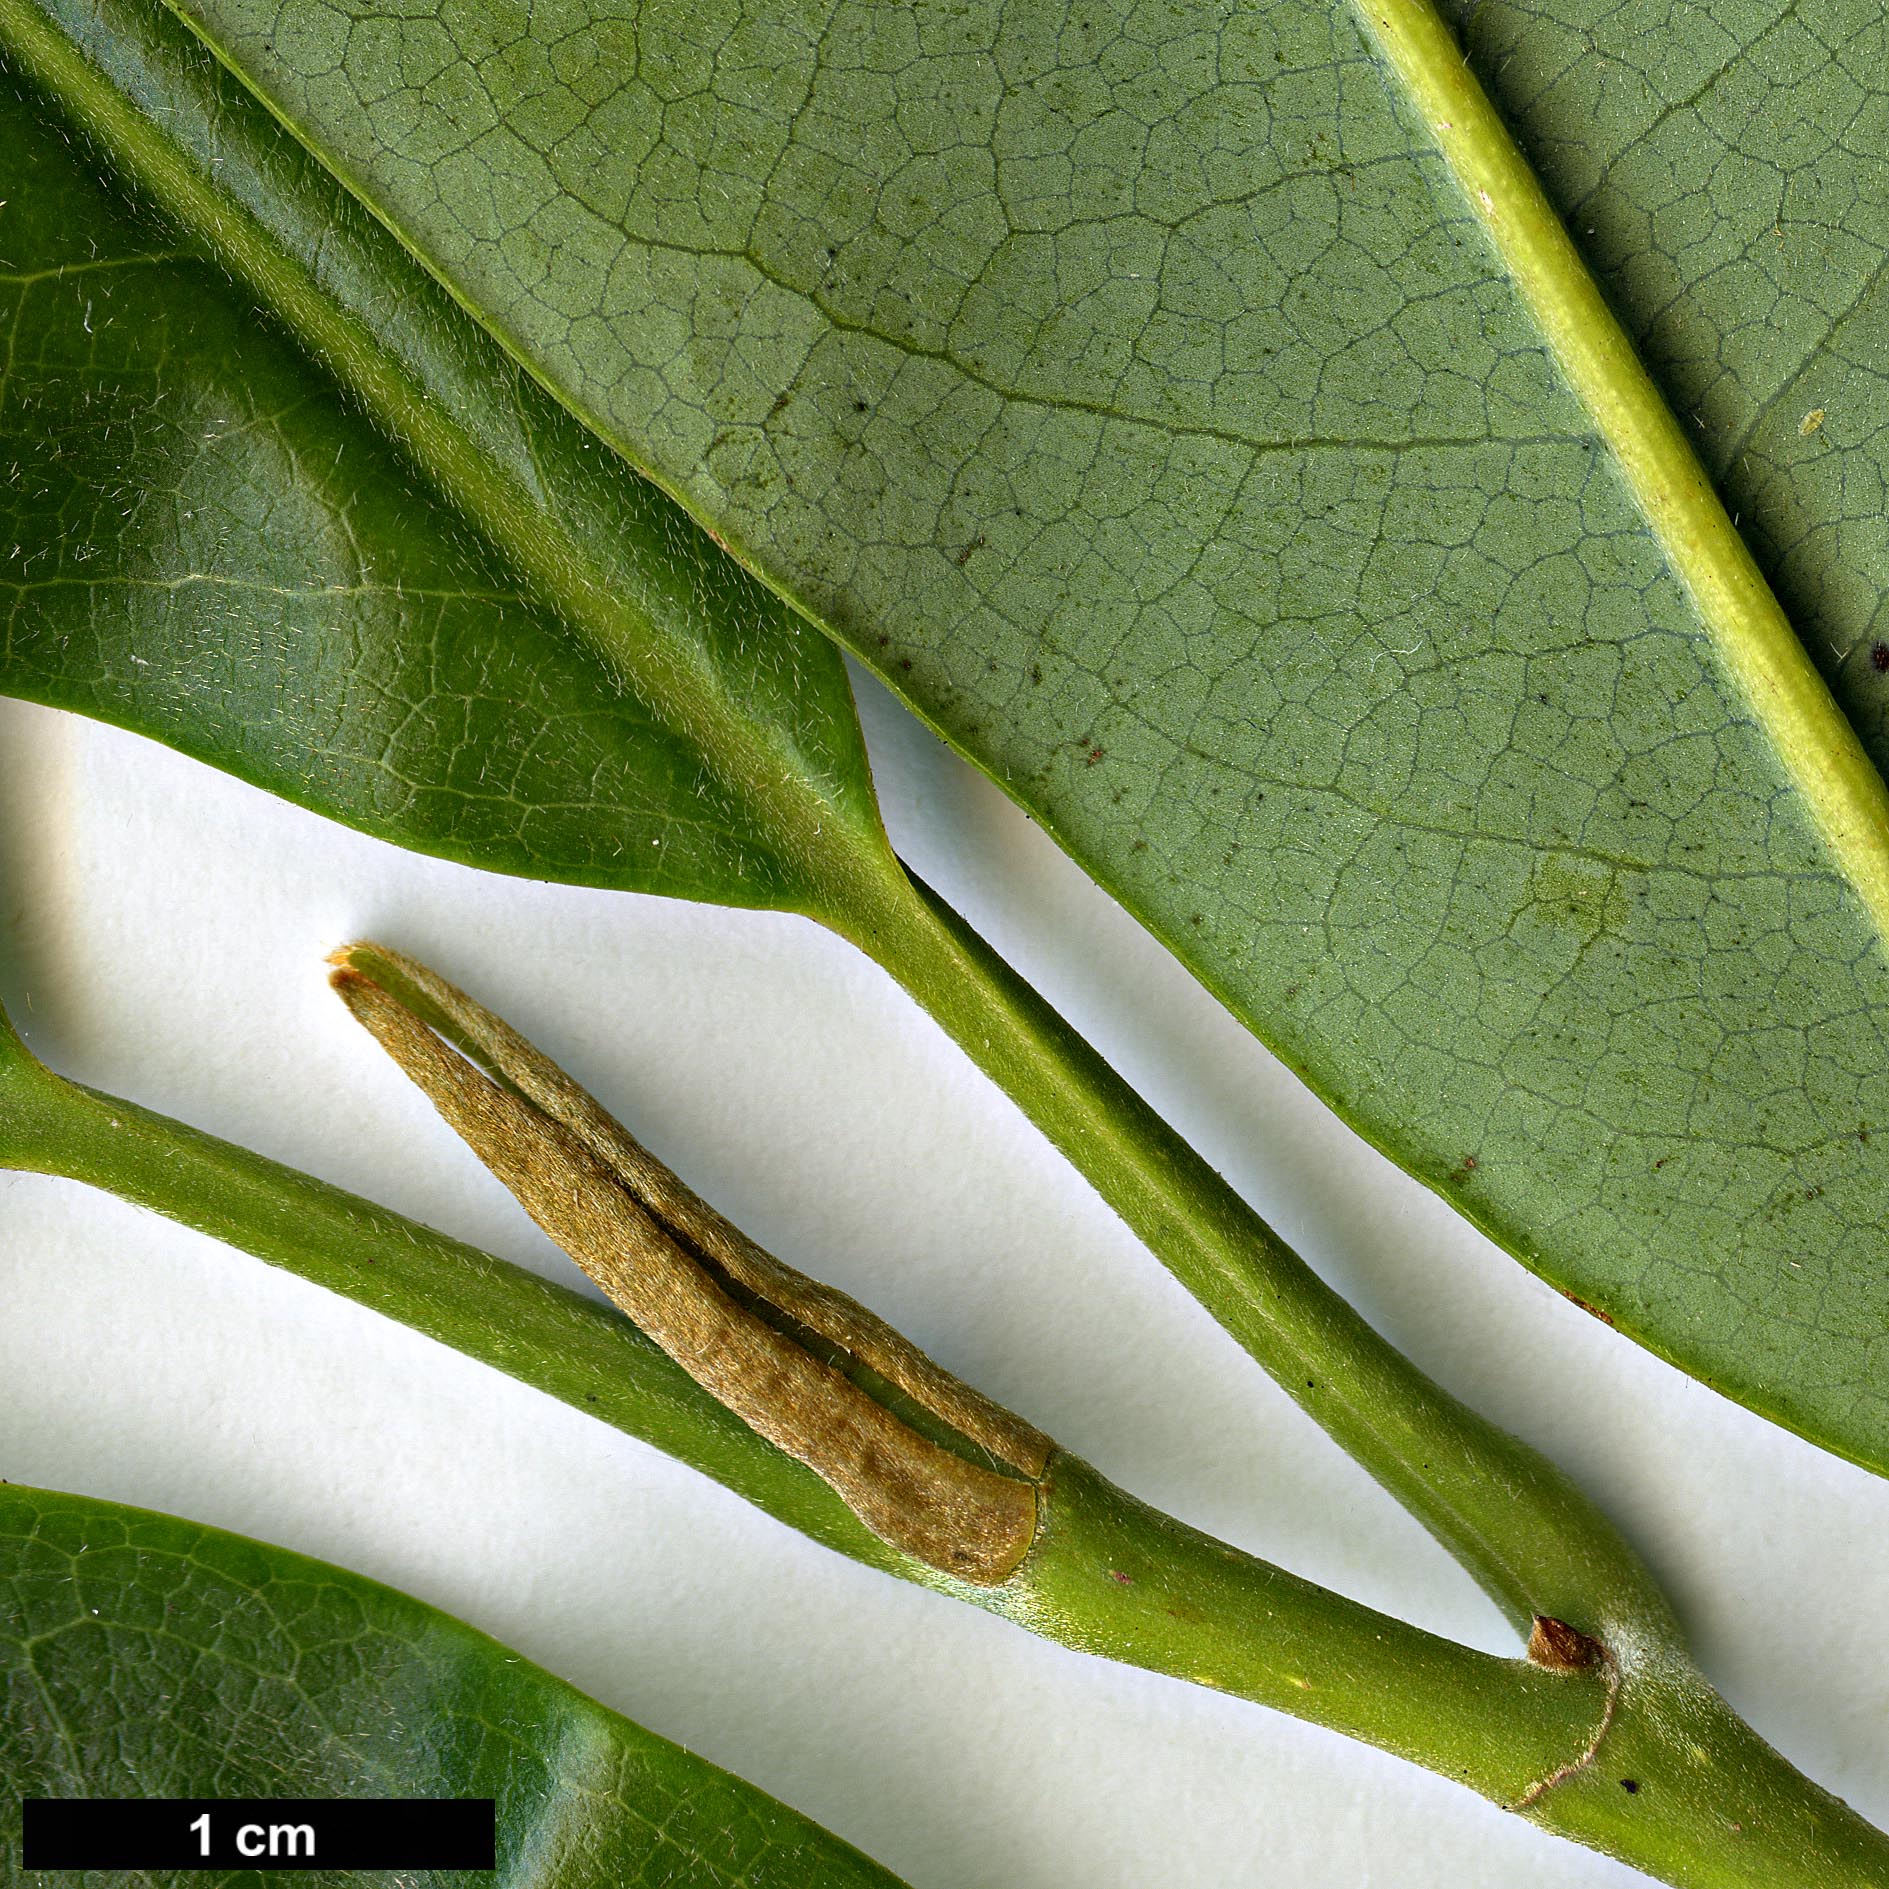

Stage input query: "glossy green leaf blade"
[
  {"left": 0, "top": 1, "right": 881, "bottom": 915},
  {"left": 155, "top": 0, "right": 1889, "bottom": 1471},
  {"left": 1435, "top": 0, "right": 1889, "bottom": 776},
  {"left": 0, "top": 4, "right": 1701, "bottom": 1641},
  {"left": 0, "top": 1482, "right": 906, "bottom": 1888}
]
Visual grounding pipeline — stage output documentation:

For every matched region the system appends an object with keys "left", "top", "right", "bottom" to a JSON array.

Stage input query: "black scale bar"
[{"left": 21, "top": 1797, "right": 496, "bottom": 1869}]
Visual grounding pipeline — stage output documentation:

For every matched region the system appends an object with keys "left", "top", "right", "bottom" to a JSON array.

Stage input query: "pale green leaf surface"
[
  {"left": 1437, "top": 0, "right": 1889, "bottom": 766},
  {"left": 0, "top": 0, "right": 1698, "bottom": 1637},
  {"left": 0, "top": 1482, "right": 905, "bottom": 1887},
  {"left": 0, "top": 5, "right": 878, "bottom": 913},
  {"left": 155, "top": 0, "right": 1889, "bottom": 1468}
]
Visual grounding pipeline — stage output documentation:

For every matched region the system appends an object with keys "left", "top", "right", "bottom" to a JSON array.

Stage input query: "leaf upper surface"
[
  {"left": 0, "top": 1482, "right": 905, "bottom": 1886},
  {"left": 0, "top": 0, "right": 881, "bottom": 913},
  {"left": 149, "top": 0, "right": 1889, "bottom": 1469}
]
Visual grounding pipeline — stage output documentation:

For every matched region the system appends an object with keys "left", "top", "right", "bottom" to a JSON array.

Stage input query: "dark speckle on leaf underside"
[{"left": 151, "top": 0, "right": 1889, "bottom": 1477}]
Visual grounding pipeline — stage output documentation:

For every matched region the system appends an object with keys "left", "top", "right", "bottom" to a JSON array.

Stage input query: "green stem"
[
  {"left": 832, "top": 863, "right": 1674, "bottom": 1643},
  {"left": 0, "top": 1048, "right": 1590, "bottom": 1786},
  {"left": 0, "top": 0, "right": 1679, "bottom": 1648},
  {"left": 6, "top": 1032, "right": 1885, "bottom": 1886},
  {"left": 1024, "top": 1469, "right": 1887, "bottom": 1887},
  {"left": 1523, "top": 1662, "right": 1889, "bottom": 1889},
  {"left": 0, "top": 1050, "right": 895, "bottom": 1571},
  {"left": 1014, "top": 1452, "right": 1599, "bottom": 1794}
]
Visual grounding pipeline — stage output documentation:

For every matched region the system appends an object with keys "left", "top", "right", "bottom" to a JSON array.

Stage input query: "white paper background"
[{"left": 2, "top": 670, "right": 1884, "bottom": 1887}]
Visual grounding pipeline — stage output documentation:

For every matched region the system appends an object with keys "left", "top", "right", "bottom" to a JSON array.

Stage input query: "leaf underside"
[
  {"left": 0, "top": 1482, "right": 904, "bottom": 1887},
  {"left": 2, "top": 1, "right": 1886, "bottom": 1470},
  {"left": 1442, "top": 0, "right": 1889, "bottom": 762}
]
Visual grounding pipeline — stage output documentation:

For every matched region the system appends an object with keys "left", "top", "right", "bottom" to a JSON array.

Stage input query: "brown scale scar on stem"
[{"left": 1513, "top": 1616, "right": 1621, "bottom": 1812}]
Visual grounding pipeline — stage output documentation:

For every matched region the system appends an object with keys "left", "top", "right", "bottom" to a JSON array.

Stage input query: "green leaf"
[
  {"left": 0, "top": 0, "right": 886, "bottom": 916},
  {"left": 125, "top": 0, "right": 1889, "bottom": 1473},
  {"left": 0, "top": 0, "right": 1684, "bottom": 1649},
  {"left": 1436, "top": 0, "right": 1889, "bottom": 774},
  {"left": 0, "top": 1481, "right": 907, "bottom": 1887}
]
